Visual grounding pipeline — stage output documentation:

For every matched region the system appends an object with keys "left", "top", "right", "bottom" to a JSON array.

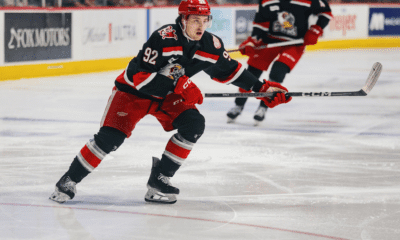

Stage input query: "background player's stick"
[
  {"left": 204, "top": 62, "right": 382, "bottom": 98},
  {"left": 227, "top": 39, "right": 304, "bottom": 53}
]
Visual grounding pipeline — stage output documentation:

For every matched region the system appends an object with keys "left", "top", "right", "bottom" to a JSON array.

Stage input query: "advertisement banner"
[
  {"left": 369, "top": 8, "right": 400, "bottom": 36},
  {"left": 79, "top": 9, "right": 147, "bottom": 60},
  {"left": 0, "top": 12, "right": 4, "bottom": 65},
  {"left": 209, "top": 8, "right": 234, "bottom": 48},
  {"left": 322, "top": 5, "right": 369, "bottom": 40},
  {"left": 235, "top": 9, "right": 256, "bottom": 45},
  {"left": 5, "top": 13, "right": 72, "bottom": 63}
]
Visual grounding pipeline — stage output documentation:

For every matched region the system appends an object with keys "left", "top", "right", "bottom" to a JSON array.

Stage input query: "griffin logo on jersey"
[
  {"left": 273, "top": 11, "right": 297, "bottom": 36},
  {"left": 159, "top": 63, "right": 185, "bottom": 81},
  {"left": 158, "top": 26, "right": 178, "bottom": 40}
]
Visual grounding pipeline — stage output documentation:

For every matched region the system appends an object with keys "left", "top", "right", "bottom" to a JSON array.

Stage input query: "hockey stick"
[
  {"left": 204, "top": 62, "right": 382, "bottom": 98},
  {"left": 227, "top": 39, "right": 304, "bottom": 53}
]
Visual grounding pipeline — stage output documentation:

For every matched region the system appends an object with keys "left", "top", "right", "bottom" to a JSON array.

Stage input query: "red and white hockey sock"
[
  {"left": 76, "top": 139, "right": 107, "bottom": 172},
  {"left": 160, "top": 133, "right": 194, "bottom": 177}
]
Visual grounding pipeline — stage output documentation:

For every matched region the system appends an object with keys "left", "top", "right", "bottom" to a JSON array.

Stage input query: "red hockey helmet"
[{"left": 178, "top": 0, "right": 211, "bottom": 19}]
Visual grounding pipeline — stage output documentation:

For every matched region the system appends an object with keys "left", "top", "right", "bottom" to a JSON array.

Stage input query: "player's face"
[{"left": 185, "top": 15, "right": 209, "bottom": 41}]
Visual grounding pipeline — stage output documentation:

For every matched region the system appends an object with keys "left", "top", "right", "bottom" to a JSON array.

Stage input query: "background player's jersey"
[
  {"left": 252, "top": 0, "right": 332, "bottom": 44},
  {"left": 115, "top": 19, "right": 258, "bottom": 101}
]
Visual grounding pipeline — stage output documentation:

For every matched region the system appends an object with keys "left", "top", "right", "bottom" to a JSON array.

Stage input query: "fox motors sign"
[{"left": 5, "top": 13, "right": 72, "bottom": 62}]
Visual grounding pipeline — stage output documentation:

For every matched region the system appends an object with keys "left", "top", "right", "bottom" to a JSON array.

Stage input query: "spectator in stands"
[
  {"left": 153, "top": 0, "right": 168, "bottom": 5},
  {"left": 85, "top": 0, "right": 97, "bottom": 6},
  {"left": 107, "top": 0, "right": 138, "bottom": 6},
  {"left": 62, "top": 0, "right": 98, "bottom": 7},
  {"left": 62, "top": 0, "right": 85, "bottom": 7},
  {"left": 2, "top": 0, "right": 28, "bottom": 6}
]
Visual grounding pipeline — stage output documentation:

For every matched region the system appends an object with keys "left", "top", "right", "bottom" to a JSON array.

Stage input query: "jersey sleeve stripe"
[
  {"left": 123, "top": 68, "right": 135, "bottom": 87},
  {"left": 162, "top": 46, "right": 183, "bottom": 56},
  {"left": 290, "top": 0, "right": 311, "bottom": 7},
  {"left": 253, "top": 22, "right": 270, "bottom": 32},
  {"left": 115, "top": 69, "right": 136, "bottom": 87},
  {"left": 213, "top": 62, "right": 245, "bottom": 84},
  {"left": 319, "top": 12, "right": 333, "bottom": 20},
  {"left": 133, "top": 72, "right": 157, "bottom": 90},
  {"left": 293, "top": 0, "right": 312, "bottom": 4},
  {"left": 261, "top": 0, "right": 279, "bottom": 7},
  {"left": 193, "top": 50, "right": 219, "bottom": 64}
]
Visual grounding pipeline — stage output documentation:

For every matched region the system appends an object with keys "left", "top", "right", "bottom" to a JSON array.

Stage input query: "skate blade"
[
  {"left": 227, "top": 117, "right": 236, "bottom": 123},
  {"left": 254, "top": 120, "right": 262, "bottom": 126},
  {"left": 49, "top": 187, "right": 71, "bottom": 203},
  {"left": 144, "top": 188, "right": 177, "bottom": 204}
]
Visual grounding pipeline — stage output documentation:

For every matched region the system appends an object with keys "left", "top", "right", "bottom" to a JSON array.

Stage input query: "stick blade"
[{"left": 362, "top": 62, "right": 382, "bottom": 94}]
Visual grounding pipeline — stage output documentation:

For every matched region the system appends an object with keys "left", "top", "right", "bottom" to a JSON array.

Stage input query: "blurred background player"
[
  {"left": 49, "top": 0, "right": 291, "bottom": 205},
  {"left": 227, "top": 0, "right": 332, "bottom": 125}
]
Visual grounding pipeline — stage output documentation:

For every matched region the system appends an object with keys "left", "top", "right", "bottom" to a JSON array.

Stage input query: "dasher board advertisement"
[
  {"left": 369, "top": 8, "right": 400, "bottom": 36},
  {"left": 322, "top": 5, "right": 369, "bottom": 40},
  {"left": 5, "top": 12, "right": 72, "bottom": 63},
  {"left": 78, "top": 9, "right": 147, "bottom": 60}
]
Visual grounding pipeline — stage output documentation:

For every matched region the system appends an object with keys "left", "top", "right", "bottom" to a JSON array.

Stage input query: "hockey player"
[
  {"left": 49, "top": 0, "right": 291, "bottom": 204},
  {"left": 227, "top": 0, "right": 332, "bottom": 125}
]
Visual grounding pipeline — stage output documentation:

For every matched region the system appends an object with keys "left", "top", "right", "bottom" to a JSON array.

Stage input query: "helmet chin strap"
[{"left": 180, "top": 18, "right": 196, "bottom": 42}]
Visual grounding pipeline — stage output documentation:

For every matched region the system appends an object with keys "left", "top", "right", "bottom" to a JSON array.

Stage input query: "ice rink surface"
[{"left": 1, "top": 49, "right": 399, "bottom": 240}]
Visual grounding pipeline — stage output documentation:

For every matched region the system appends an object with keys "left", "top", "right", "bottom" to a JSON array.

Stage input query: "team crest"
[
  {"left": 158, "top": 26, "right": 178, "bottom": 40},
  {"left": 212, "top": 35, "right": 221, "bottom": 49},
  {"left": 273, "top": 11, "right": 297, "bottom": 36},
  {"left": 158, "top": 63, "right": 185, "bottom": 81}
]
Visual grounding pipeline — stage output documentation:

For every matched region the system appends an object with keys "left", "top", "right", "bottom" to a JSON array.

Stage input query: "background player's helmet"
[{"left": 179, "top": 0, "right": 211, "bottom": 19}]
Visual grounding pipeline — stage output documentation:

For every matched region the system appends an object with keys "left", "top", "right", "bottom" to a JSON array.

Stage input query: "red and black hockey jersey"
[
  {"left": 115, "top": 18, "right": 260, "bottom": 101},
  {"left": 252, "top": 0, "right": 333, "bottom": 43}
]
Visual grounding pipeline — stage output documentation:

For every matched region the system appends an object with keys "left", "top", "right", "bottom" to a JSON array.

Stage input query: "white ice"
[{"left": 0, "top": 49, "right": 399, "bottom": 240}]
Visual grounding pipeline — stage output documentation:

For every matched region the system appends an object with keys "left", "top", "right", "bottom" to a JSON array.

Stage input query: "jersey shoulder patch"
[
  {"left": 203, "top": 32, "right": 223, "bottom": 51},
  {"left": 212, "top": 35, "right": 221, "bottom": 49}
]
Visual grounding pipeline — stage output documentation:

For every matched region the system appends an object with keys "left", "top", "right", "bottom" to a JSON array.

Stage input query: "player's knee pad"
[
  {"left": 93, "top": 126, "right": 127, "bottom": 154},
  {"left": 269, "top": 61, "right": 290, "bottom": 83},
  {"left": 173, "top": 109, "right": 205, "bottom": 143}
]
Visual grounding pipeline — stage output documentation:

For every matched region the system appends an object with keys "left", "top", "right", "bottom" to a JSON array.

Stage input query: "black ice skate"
[
  {"left": 227, "top": 105, "right": 244, "bottom": 123},
  {"left": 145, "top": 157, "right": 179, "bottom": 204},
  {"left": 254, "top": 105, "right": 268, "bottom": 125},
  {"left": 49, "top": 174, "right": 77, "bottom": 203}
]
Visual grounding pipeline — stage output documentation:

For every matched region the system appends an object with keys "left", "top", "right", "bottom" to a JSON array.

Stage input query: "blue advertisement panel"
[
  {"left": 208, "top": 8, "right": 234, "bottom": 48},
  {"left": 369, "top": 8, "right": 400, "bottom": 36}
]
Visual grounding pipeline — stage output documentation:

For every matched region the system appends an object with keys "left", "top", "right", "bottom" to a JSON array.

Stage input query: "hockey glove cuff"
[
  {"left": 174, "top": 76, "right": 203, "bottom": 105},
  {"left": 239, "top": 36, "right": 263, "bottom": 57},
  {"left": 256, "top": 80, "right": 292, "bottom": 108},
  {"left": 304, "top": 25, "right": 323, "bottom": 46}
]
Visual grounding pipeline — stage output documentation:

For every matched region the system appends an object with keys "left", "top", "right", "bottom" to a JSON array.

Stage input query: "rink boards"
[{"left": 0, "top": 4, "right": 399, "bottom": 81}]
